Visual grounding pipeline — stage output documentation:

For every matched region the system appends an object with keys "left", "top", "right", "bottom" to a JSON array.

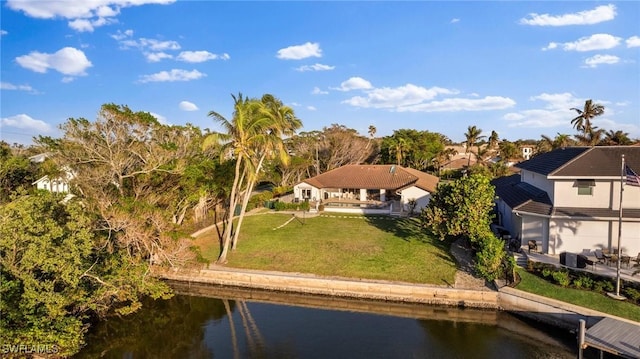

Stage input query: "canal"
[{"left": 75, "top": 282, "right": 580, "bottom": 358}]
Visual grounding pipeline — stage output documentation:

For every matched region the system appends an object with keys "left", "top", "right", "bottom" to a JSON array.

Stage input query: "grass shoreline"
[{"left": 192, "top": 211, "right": 639, "bottom": 321}]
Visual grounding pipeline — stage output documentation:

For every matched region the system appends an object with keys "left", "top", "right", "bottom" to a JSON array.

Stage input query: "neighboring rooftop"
[
  {"left": 516, "top": 146, "right": 640, "bottom": 177},
  {"left": 302, "top": 164, "right": 439, "bottom": 193}
]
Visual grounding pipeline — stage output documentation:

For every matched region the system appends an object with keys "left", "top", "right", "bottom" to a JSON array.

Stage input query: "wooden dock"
[{"left": 583, "top": 317, "right": 640, "bottom": 358}]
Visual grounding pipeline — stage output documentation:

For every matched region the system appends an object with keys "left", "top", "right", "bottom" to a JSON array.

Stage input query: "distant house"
[
  {"left": 29, "top": 153, "right": 74, "bottom": 195},
  {"left": 492, "top": 146, "right": 640, "bottom": 256},
  {"left": 293, "top": 164, "right": 439, "bottom": 215},
  {"left": 32, "top": 175, "right": 71, "bottom": 194},
  {"left": 521, "top": 145, "right": 534, "bottom": 161}
]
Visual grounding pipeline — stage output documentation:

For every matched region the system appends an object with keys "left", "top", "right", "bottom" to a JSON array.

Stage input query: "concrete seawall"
[
  {"left": 155, "top": 266, "right": 637, "bottom": 330},
  {"left": 155, "top": 266, "right": 500, "bottom": 309}
]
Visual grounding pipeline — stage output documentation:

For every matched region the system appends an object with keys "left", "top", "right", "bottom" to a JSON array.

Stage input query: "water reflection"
[{"left": 76, "top": 282, "right": 576, "bottom": 359}]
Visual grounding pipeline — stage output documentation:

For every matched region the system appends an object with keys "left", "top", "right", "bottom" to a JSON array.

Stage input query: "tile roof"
[
  {"left": 302, "top": 164, "right": 439, "bottom": 192},
  {"left": 516, "top": 146, "right": 640, "bottom": 177}
]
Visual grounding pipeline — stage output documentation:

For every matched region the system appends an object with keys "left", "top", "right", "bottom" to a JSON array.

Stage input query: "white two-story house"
[{"left": 492, "top": 146, "right": 640, "bottom": 256}]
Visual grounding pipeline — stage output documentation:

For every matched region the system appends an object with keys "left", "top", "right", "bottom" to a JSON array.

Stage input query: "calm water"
[{"left": 75, "top": 283, "right": 579, "bottom": 359}]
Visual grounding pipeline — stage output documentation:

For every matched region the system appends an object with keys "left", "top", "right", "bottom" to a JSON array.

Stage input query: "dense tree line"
[{"left": 1, "top": 96, "right": 638, "bottom": 355}]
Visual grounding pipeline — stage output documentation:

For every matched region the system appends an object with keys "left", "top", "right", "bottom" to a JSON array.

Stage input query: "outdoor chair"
[
  {"left": 528, "top": 240, "right": 537, "bottom": 254},
  {"left": 594, "top": 249, "right": 606, "bottom": 264},
  {"left": 620, "top": 255, "right": 631, "bottom": 268},
  {"left": 633, "top": 253, "right": 640, "bottom": 266}
]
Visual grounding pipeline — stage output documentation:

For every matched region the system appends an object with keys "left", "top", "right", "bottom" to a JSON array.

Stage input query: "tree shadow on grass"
[{"left": 363, "top": 215, "right": 452, "bottom": 253}]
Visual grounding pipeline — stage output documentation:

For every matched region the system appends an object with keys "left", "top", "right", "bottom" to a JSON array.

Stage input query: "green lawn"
[
  {"left": 516, "top": 268, "right": 640, "bottom": 322},
  {"left": 196, "top": 213, "right": 457, "bottom": 285}
]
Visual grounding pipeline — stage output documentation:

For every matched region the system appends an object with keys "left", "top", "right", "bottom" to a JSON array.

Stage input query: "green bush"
[
  {"left": 623, "top": 287, "right": 640, "bottom": 304},
  {"left": 593, "top": 280, "right": 614, "bottom": 293},
  {"left": 273, "top": 200, "right": 310, "bottom": 212},
  {"left": 573, "top": 275, "right": 594, "bottom": 290},
  {"left": 552, "top": 270, "right": 571, "bottom": 287},
  {"left": 541, "top": 267, "right": 553, "bottom": 278}
]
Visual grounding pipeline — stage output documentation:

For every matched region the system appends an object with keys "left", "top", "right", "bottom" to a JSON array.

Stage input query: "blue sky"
[{"left": 1, "top": 1, "right": 639, "bottom": 145}]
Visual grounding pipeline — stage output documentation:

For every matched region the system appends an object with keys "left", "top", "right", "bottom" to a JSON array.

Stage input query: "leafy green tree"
[
  {"left": 422, "top": 174, "right": 495, "bottom": 243},
  {"left": 380, "top": 129, "right": 445, "bottom": 170},
  {"left": 475, "top": 229, "right": 508, "bottom": 282},
  {"left": 0, "top": 191, "right": 171, "bottom": 356},
  {"left": 0, "top": 143, "right": 39, "bottom": 203},
  {"left": 39, "top": 104, "right": 201, "bottom": 267}
]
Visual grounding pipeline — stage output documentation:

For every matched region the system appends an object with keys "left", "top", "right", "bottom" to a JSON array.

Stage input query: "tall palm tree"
[
  {"left": 464, "top": 125, "right": 485, "bottom": 167},
  {"left": 488, "top": 130, "right": 499, "bottom": 149},
  {"left": 204, "top": 93, "right": 300, "bottom": 263},
  {"left": 570, "top": 99, "right": 604, "bottom": 135},
  {"left": 204, "top": 93, "right": 261, "bottom": 262},
  {"left": 575, "top": 127, "right": 604, "bottom": 146},
  {"left": 602, "top": 130, "right": 632, "bottom": 145},
  {"left": 230, "top": 95, "right": 301, "bottom": 250},
  {"left": 538, "top": 133, "right": 574, "bottom": 153}
]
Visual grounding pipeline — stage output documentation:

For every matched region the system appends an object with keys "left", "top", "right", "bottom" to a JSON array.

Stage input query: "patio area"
[{"left": 522, "top": 248, "right": 640, "bottom": 285}]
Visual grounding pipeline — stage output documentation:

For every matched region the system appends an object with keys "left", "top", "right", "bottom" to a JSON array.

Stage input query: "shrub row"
[{"left": 526, "top": 261, "right": 640, "bottom": 305}]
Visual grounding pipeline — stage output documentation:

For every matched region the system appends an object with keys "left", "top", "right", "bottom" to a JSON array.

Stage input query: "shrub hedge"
[{"left": 525, "top": 261, "right": 640, "bottom": 306}]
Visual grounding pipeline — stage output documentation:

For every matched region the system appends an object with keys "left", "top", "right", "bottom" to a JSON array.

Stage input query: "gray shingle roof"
[
  {"left": 553, "top": 207, "right": 640, "bottom": 219},
  {"left": 492, "top": 174, "right": 553, "bottom": 216},
  {"left": 516, "top": 146, "right": 640, "bottom": 177}
]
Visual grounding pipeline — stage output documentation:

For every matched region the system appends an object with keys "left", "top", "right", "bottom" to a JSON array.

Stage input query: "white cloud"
[
  {"left": 1, "top": 82, "right": 36, "bottom": 93},
  {"left": 0, "top": 114, "right": 52, "bottom": 132},
  {"left": 295, "top": 63, "right": 335, "bottom": 72},
  {"left": 1, "top": 30, "right": 7, "bottom": 36},
  {"left": 307, "top": 106, "right": 317, "bottom": 111},
  {"left": 7, "top": 0, "right": 174, "bottom": 19},
  {"left": 393, "top": 96, "right": 515, "bottom": 113},
  {"left": 311, "top": 87, "right": 328, "bottom": 95},
  {"left": 334, "top": 77, "right": 373, "bottom": 91},
  {"left": 6, "top": 0, "right": 173, "bottom": 32},
  {"left": 339, "top": 81, "right": 513, "bottom": 113},
  {"left": 450, "top": 18, "right": 460, "bottom": 24},
  {"left": 61, "top": 77, "right": 75, "bottom": 83},
  {"left": 149, "top": 112, "right": 170, "bottom": 125},
  {"left": 179, "top": 101, "right": 198, "bottom": 111},
  {"left": 177, "top": 51, "right": 230, "bottom": 63},
  {"left": 520, "top": 4, "right": 616, "bottom": 26},
  {"left": 139, "top": 38, "right": 180, "bottom": 51},
  {"left": 138, "top": 69, "right": 206, "bottom": 83},
  {"left": 583, "top": 54, "right": 620, "bottom": 68},
  {"left": 276, "top": 42, "right": 322, "bottom": 60},
  {"left": 503, "top": 93, "right": 582, "bottom": 128},
  {"left": 627, "top": 36, "right": 640, "bottom": 48},
  {"left": 15, "top": 47, "right": 92, "bottom": 76},
  {"left": 111, "top": 29, "right": 133, "bottom": 41},
  {"left": 146, "top": 52, "right": 173, "bottom": 62},
  {"left": 68, "top": 16, "right": 116, "bottom": 32},
  {"left": 289, "top": 102, "right": 302, "bottom": 107},
  {"left": 543, "top": 33, "right": 621, "bottom": 52},
  {"left": 343, "top": 84, "right": 459, "bottom": 109}
]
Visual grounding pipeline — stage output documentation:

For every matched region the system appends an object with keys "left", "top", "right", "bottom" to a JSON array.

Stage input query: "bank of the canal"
[{"left": 153, "top": 264, "right": 638, "bottom": 333}]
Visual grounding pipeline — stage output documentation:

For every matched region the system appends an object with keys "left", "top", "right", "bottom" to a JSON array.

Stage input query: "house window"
[
  {"left": 302, "top": 189, "right": 311, "bottom": 199},
  {"left": 576, "top": 180, "right": 595, "bottom": 196}
]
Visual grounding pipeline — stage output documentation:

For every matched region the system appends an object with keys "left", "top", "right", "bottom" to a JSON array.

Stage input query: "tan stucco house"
[
  {"left": 492, "top": 146, "right": 640, "bottom": 256},
  {"left": 293, "top": 164, "right": 439, "bottom": 215}
]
